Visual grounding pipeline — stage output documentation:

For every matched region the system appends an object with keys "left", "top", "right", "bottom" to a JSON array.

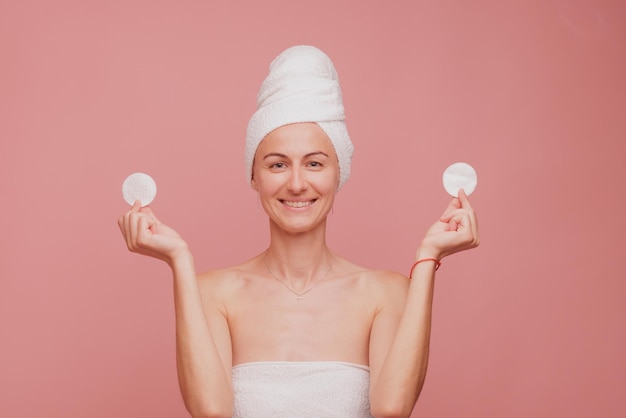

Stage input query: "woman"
[{"left": 118, "top": 46, "right": 479, "bottom": 418}]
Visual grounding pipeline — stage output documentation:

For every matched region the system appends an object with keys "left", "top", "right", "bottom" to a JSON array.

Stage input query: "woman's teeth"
[{"left": 283, "top": 200, "right": 313, "bottom": 208}]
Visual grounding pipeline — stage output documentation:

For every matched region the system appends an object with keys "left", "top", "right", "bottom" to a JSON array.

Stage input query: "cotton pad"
[
  {"left": 442, "top": 162, "right": 477, "bottom": 197},
  {"left": 122, "top": 172, "right": 157, "bottom": 207}
]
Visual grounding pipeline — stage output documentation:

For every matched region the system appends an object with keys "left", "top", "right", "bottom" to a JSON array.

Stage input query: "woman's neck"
[{"left": 264, "top": 220, "right": 333, "bottom": 283}]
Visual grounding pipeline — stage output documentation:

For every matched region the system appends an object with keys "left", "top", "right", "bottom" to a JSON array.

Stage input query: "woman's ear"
[{"left": 250, "top": 157, "right": 259, "bottom": 191}]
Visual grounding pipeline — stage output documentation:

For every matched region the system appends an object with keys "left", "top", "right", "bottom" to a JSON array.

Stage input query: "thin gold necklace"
[{"left": 264, "top": 253, "right": 334, "bottom": 301}]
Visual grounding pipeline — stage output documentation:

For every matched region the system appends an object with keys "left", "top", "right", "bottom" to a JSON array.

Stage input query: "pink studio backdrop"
[{"left": 1, "top": 1, "right": 625, "bottom": 417}]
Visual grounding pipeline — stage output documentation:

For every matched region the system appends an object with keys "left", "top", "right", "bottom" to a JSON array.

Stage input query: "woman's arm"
[
  {"left": 118, "top": 202, "right": 233, "bottom": 418},
  {"left": 369, "top": 190, "right": 479, "bottom": 418},
  {"left": 172, "top": 256, "right": 233, "bottom": 418}
]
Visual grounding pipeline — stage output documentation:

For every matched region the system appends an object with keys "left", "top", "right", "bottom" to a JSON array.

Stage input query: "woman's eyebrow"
[
  {"left": 263, "top": 152, "right": 288, "bottom": 160},
  {"left": 263, "top": 151, "right": 329, "bottom": 160},
  {"left": 305, "top": 151, "right": 330, "bottom": 158}
]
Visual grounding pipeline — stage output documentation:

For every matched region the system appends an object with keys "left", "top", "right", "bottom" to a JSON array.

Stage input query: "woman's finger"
[
  {"left": 124, "top": 210, "right": 136, "bottom": 250},
  {"left": 140, "top": 205, "right": 162, "bottom": 227},
  {"left": 447, "top": 219, "right": 458, "bottom": 232},
  {"left": 458, "top": 188, "right": 473, "bottom": 209},
  {"left": 456, "top": 212, "right": 479, "bottom": 246},
  {"left": 136, "top": 214, "right": 154, "bottom": 248},
  {"left": 122, "top": 211, "right": 135, "bottom": 250},
  {"left": 119, "top": 201, "right": 141, "bottom": 249},
  {"left": 440, "top": 207, "right": 473, "bottom": 222},
  {"left": 440, "top": 197, "right": 461, "bottom": 219}
]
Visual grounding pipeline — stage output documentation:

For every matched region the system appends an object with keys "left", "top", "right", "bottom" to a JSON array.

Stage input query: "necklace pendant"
[{"left": 264, "top": 253, "right": 335, "bottom": 302}]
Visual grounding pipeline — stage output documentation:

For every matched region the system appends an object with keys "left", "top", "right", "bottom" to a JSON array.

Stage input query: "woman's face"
[{"left": 251, "top": 122, "right": 340, "bottom": 234}]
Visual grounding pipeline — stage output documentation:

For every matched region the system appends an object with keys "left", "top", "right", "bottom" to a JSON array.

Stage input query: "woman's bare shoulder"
[
  {"left": 332, "top": 255, "right": 409, "bottom": 292},
  {"left": 196, "top": 256, "right": 262, "bottom": 291},
  {"left": 364, "top": 269, "right": 410, "bottom": 300}
]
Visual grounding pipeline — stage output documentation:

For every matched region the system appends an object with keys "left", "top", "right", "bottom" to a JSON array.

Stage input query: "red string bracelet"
[{"left": 409, "top": 258, "right": 441, "bottom": 278}]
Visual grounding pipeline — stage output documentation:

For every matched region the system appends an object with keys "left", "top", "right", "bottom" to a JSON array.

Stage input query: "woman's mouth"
[{"left": 281, "top": 199, "right": 316, "bottom": 208}]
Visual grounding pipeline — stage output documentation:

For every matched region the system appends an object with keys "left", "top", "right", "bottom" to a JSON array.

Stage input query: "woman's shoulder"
[
  {"left": 332, "top": 255, "right": 409, "bottom": 290},
  {"left": 330, "top": 257, "right": 409, "bottom": 312},
  {"left": 196, "top": 256, "right": 261, "bottom": 290}
]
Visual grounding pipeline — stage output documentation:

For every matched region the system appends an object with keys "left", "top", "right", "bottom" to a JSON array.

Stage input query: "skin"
[{"left": 118, "top": 122, "right": 479, "bottom": 418}]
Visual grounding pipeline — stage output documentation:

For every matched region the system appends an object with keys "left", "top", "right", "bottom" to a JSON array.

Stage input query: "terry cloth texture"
[
  {"left": 245, "top": 45, "right": 354, "bottom": 189},
  {"left": 232, "top": 361, "right": 372, "bottom": 418}
]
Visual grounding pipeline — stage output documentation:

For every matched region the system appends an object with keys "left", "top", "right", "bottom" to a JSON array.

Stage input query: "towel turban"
[{"left": 245, "top": 45, "right": 354, "bottom": 189}]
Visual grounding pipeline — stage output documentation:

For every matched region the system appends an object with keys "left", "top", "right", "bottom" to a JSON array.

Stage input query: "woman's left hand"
[{"left": 418, "top": 189, "right": 480, "bottom": 260}]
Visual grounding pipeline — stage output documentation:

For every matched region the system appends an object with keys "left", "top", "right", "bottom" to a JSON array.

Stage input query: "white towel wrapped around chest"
[{"left": 232, "top": 361, "right": 373, "bottom": 418}]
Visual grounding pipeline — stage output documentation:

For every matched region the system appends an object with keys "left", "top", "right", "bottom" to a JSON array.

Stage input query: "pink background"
[{"left": 2, "top": 1, "right": 625, "bottom": 417}]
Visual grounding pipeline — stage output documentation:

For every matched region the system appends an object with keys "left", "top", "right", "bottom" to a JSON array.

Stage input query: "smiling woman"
[
  {"left": 252, "top": 123, "right": 340, "bottom": 235},
  {"left": 118, "top": 45, "right": 479, "bottom": 418}
]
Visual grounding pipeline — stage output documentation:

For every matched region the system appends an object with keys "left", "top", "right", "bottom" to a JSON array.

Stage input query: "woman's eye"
[
  {"left": 307, "top": 161, "right": 322, "bottom": 167},
  {"left": 271, "top": 162, "right": 285, "bottom": 169}
]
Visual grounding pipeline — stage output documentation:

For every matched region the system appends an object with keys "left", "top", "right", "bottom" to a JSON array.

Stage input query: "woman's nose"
[{"left": 287, "top": 167, "right": 307, "bottom": 193}]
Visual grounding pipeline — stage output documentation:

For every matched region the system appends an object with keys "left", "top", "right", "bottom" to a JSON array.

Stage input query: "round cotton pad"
[
  {"left": 443, "top": 162, "right": 477, "bottom": 197},
  {"left": 122, "top": 172, "right": 157, "bottom": 207}
]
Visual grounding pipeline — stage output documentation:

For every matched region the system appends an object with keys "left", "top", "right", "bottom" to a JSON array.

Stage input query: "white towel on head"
[
  {"left": 245, "top": 45, "right": 354, "bottom": 189},
  {"left": 232, "top": 361, "right": 373, "bottom": 418}
]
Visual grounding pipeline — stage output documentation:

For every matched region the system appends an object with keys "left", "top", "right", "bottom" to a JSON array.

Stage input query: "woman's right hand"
[
  {"left": 417, "top": 189, "right": 479, "bottom": 261},
  {"left": 118, "top": 201, "right": 190, "bottom": 267}
]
